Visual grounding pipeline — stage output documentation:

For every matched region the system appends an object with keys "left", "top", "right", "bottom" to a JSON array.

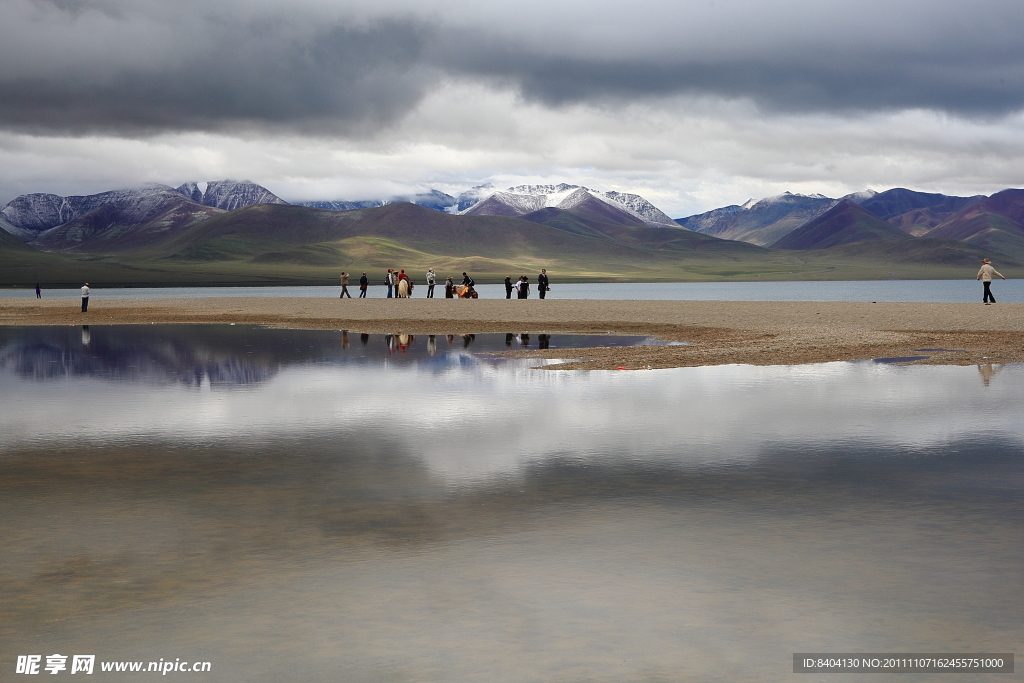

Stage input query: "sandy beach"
[{"left": 1, "top": 296, "right": 1021, "bottom": 368}]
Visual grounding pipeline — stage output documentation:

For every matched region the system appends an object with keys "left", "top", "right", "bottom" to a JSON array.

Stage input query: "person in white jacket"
[
  {"left": 426, "top": 269, "right": 436, "bottom": 298},
  {"left": 976, "top": 258, "right": 1005, "bottom": 304}
]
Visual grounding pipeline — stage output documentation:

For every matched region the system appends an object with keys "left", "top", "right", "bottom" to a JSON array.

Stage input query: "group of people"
[
  {"left": 22, "top": 257, "right": 1017, "bottom": 316},
  {"left": 340, "top": 269, "right": 536, "bottom": 299},
  {"left": 338, "top": 260, "right": 1010, "bottom": 302},
  {"left": 504, "top": 269, "right": 549, "bottom": 299}
]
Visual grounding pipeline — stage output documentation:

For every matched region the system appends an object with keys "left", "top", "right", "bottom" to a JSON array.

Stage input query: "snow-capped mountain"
[
  {"left": 0, "top": 181, "right": 286, "bottom": 251},
  {"left": 675, "top": 188, "right": 991, "bottom": 247},
  {"left": 1, "top": 181, "right": 287, "bottom": 241},
  {"left": 1, "top": 185, "right": 207, "bottom": 237},
  {"left": 174, "top": 180, "right": 287, "bottom": 211},
  {"left": 1, "top": 193, "right": 80, "bottom": 235},
  {"left": 739, "top": 192, "right": 834, "bottom": 210},
  {"left": 460, "top": 184, "right": 678, "bottom": 227},
  {"left": 288, "top": 183, "right": 676, "bottom": 224},
  {"left": 844, "top": 190, "right": 878, "bottom": 204},
  {"left": 677, "top": 192, "right": 839, "bottom": 246},
  {"left": 299, "top": 199, "right": 385, "bottom": 211},
  {"left": 24, "top": 186, "right": 222, "bottom": 252},
  {"left": 602, "top": 191, "right": 678, "bottom": 226}
]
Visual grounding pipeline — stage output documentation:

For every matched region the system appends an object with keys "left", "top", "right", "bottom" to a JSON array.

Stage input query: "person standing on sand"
[
  {"left": 538, "top": 269, "right": 549, "bottom": 299},
  {"left": 35, "top": 283, "right": 41, "bottom": 299},
  {"left": 81, "top": 283, "right": 90, "bottom": 312},
  {"left": 386, "top": 269, "right": 394, "bottom": 298},
  {"left": 977, "top": 258, "right": 1005, "bottom": 304},
  {"left": 504, "top": 276, "right": 513, "bottom": 299},
  {"left": 517, "top": 276, "right": 530, "bottom": 299},
  {"left": 445, "top": 276, "right": 454, "bottom": 298},
  {"left": 426, "top": 269, "right": 436, "bottom": 298},
  {"left": 339, "top": 272, "right": 351, "bottom": 298},
  {"left": 359, "top": 273, "right": 368, "bottom": 298}
]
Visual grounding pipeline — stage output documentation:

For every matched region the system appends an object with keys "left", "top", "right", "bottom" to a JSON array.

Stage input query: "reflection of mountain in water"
[
  {"left": 0, "top": 325, "right": 281, "bottom": 386},
  {"left": 0, "top": 326, "right": 648, "bottom": 387}
]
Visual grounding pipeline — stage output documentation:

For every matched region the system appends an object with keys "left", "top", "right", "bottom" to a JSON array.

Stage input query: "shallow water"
[
  {"left": 5, "top": 279, "right": 1024, "bottom": 302},
  {"left": 1, "top": 325, "right": 1021, "bottom": 682}
]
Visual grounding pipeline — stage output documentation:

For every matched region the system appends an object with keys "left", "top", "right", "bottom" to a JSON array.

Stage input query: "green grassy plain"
[{"left": 4, "top": 202, "right": 1022, "bottom": 289}]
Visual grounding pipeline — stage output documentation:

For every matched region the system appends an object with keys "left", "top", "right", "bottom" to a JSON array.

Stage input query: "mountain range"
[
  {"left": 673, "top": 187, "right": 1024, "bottom": 259},
  {"left": 0, "top": 180, "right": 690, "bottom": 253},
  {"left": 0, "top": 180, "right": 285, "bottom": 251},
  {"left": 294, "top": 183, "right": 679, "bottom": 227},
  {"left": 2, "top": 179, "right": 1023, "bottom": 286}
]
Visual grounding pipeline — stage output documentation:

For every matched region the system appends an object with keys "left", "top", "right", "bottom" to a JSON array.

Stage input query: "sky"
[{"left": 1, "top": 0, "right": 1023, "bottom": 217}]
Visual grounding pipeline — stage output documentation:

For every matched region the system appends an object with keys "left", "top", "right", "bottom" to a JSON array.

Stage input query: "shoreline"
[{"left": 2, "top": 297, "right": 1022, "bottom": 369}]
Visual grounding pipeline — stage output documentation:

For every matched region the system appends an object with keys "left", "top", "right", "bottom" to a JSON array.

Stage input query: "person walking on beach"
[
  {"left": 81, "top": 283, "right": 90, "bottom": 312},
  {"left": 538, "top": 269, "right": 549, "bottom": 299},
  {"left": 35, "top": 283, "right": 41, "bottom": 299},
  {"left": 426, "top": 269, "right": 436, "bottom": 298},
  {"left": 339, "top": 272, "right": 351, "bottom": 298},
  {"left": 504, "top": 276, "right": 513, "bottom": 299},
  {"left": 445, "top": 276, "right": 454, "bottom": 298},
  {"left": 386, "top": 269, "right": 395, "bottom": 298},
  {"left": 977, "top": 258, "right": 1005, "bottom": 304},
  {"left": 359, "top": 273, "right": 368, "bottom": 298}
]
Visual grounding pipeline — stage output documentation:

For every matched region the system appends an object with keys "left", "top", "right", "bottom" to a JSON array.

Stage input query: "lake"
[
  {"left": 1, "top": 325, "right": 1020, "bottom": 682},
  {"left": 5, "top": 279, "right": 1024, "bottom": 302}
]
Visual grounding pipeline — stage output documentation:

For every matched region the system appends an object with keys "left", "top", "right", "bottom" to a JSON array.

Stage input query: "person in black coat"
[
  {"left": 517, "top": 276, "right": 530, "bottom": 299},
  {"left": 504, "top": 276, "right": 513, "bottom": 299},
  {"left": 358, "top": 273, "right": 368, "bottom": 298},
  {"left": 538, "top": 269, "right": 549, "bottom": 299}
]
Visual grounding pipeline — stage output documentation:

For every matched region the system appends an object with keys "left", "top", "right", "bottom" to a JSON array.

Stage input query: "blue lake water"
[
  {"left": 1, "top": 325, "right": 1021, "bottom": 682},
  {"left": 5, "top": 279, "right": 1023, "bottom": 302}
]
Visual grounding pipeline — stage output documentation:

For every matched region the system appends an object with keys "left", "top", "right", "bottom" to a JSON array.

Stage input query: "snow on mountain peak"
[
  {"left": 845, "top": 189, "right": 878, "bottom": 203},
  {"left": 506, "top": 183, "right": 585, "bottom": 196},
  {"left": 460, "top": 184, "right": 677, "bottom": 226},
  {"left": 200, "top": 180, "right": 287, "bottom": 211}
]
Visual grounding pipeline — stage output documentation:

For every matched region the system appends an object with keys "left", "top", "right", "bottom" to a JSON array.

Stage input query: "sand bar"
[{"left": 1, "top": 297, "right": 1022, "bottom": 368}]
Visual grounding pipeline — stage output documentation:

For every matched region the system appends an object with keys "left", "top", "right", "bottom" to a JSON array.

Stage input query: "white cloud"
[{"left": 3, "top": 85, "right": 1023, "bottom": 215}]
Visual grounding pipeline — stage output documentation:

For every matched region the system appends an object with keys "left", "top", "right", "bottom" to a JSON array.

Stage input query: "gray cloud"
[
  {"left": 1, "top": 0, "right": 1023, "bottom": 136},
  {"left": 0, "top": 12, "right": 437, "bottom": 134},
  {"left": 457, "top": 51, "right": 1023, "bottom": 115}
]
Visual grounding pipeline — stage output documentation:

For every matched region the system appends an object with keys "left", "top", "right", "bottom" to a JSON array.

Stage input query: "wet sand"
[{"left": 1, "top": 297, "right": 1022, "bottom": 368}]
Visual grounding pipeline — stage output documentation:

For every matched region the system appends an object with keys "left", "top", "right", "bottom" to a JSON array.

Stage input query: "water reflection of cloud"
[
  {"left": 2, "top": 357, "right": 1022, "bottom": 485},
  {"left": 0, "top": 326, "right": 281, "bottom": 386}
]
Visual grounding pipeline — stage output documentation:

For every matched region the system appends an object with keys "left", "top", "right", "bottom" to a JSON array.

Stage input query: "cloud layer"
[{"left": 1, "top": 0, "right": 1023, "bottom": 213}]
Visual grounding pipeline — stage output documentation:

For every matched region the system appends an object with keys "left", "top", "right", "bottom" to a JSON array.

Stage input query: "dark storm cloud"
[
  {"left": 448, "top": 48, "right": 1024, "bottom": 115},
  {"left": 0, "top": 15, "right": 436, "bottom": 134},
  {"left": 2, "top": 0, "right": 1023, "bottom": 135}
]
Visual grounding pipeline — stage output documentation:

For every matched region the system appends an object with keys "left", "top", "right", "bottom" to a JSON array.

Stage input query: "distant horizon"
[{"left": 3, "top": 178, "right": 1019, "bottom": 221}]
